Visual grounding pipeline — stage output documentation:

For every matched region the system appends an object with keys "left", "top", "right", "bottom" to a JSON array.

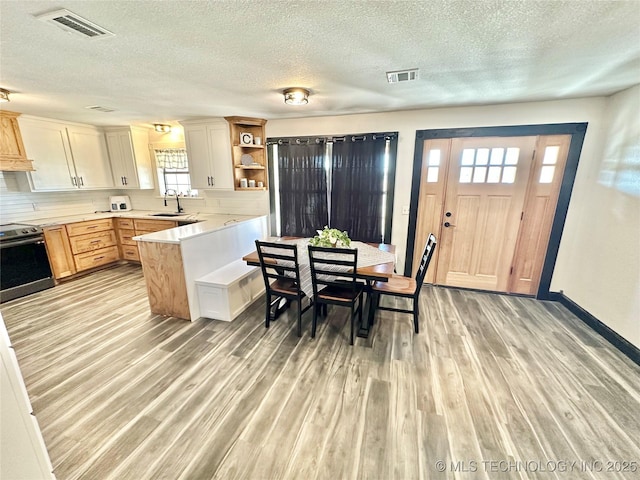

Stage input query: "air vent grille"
[
  {"left": 85, "top": 105, "right": 116, "bottom": 113},
  {"left": 36, "top": 9, "right": 114, "bottom": 38},
  {"left": 386, "top": 68, "right": 419, "bottom": 84}
]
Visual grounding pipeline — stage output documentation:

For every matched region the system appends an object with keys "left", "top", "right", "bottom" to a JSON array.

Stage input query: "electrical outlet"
[{"left": 402, "top": 206, "right": 410, "bottom": 215}]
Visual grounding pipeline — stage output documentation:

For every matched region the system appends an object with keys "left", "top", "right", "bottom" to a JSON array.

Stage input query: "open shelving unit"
[{"left": 224, "top": 116, "right": 268, "bottom": 191}]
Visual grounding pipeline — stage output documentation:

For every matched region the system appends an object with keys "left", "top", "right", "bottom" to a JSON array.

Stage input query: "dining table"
[{"left": 242, "top": 237, "right": 396, "bottom": 338}]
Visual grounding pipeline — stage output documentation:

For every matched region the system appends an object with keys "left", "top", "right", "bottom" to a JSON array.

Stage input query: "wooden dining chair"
[
  {"left": 369, "top": 233, "right": 437, "bottom": 334},
  {"left": 308, "top": 245, "right": 364, "bottom": 345},
  {"left": 255, "top": 240, "right": 311, "bottom": 337}
]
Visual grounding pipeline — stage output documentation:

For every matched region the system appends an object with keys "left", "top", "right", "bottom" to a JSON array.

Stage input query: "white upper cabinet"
[
  {"left": 105, "top": 126, "right": 154, "bottom": 189},
  {"left": 180, "top": 119, "right": 233, "bottom": 190},
  {"left": 66, "top": 125, "right": 113, "bottom": 188},
  {"left": 18, "top": 116, "right": 114, "bottom": 191},
  {"left": 18, "top": 118, "right": 74, "bottom": 190}
]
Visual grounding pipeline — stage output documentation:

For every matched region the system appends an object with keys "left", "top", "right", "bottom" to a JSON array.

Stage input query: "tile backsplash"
[{"left": 0, "top": 171, "right": 269, "bottom": 224}]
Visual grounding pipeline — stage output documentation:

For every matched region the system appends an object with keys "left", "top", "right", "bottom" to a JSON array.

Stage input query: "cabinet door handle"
[
  {"left": 79, "top": 176, "right": 84, "bottom": 186},
  {"left": 211, "top": 177, "right": 215, "bottom": 186},
  {"left": 94, "top": 256, "right": 104, "bottom": 261},
  {"left": 123, "top": 176, "right": 127, "bottom": 185},
  {"left": 72, "top": 176, "right": 77, "bottom": 186}
]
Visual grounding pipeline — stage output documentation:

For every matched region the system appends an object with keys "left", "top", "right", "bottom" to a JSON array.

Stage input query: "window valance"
[{"left": 154, "top": 148, "right": 188, "bottom": 169}]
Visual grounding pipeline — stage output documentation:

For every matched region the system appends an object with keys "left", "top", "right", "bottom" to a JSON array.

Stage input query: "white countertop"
[
  {"left": 22, "top": 210, "right": 262, "bottom": 244},
  {"left": 25, "top": 210, "right": 209, "bottom": 226},
  {"left": 133, "top": 214, "right": 262, "bottom": 244}
]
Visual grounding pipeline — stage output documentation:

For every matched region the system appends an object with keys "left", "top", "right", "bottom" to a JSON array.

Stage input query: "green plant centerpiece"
[{"left": 309, "top": 226, "right": 351, "bottom": 248}]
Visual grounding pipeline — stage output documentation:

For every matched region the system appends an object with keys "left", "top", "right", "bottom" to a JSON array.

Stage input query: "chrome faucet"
[{"left": 164, "top": 189, "right": 184, "bottom": 213}]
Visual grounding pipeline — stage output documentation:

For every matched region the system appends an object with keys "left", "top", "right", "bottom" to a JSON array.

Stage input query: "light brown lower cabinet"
[
  {"left": 43, "top": 226, "right": 76, "bottom": 279},
  {"left": 44, "top": 217, "right": 180, "bottom": 280},
  {"left": 73, "top": 246, "right": 120, "bottom": 271},
  {"left": 116, "top": 218, "right": 178, "bottom": 263}
]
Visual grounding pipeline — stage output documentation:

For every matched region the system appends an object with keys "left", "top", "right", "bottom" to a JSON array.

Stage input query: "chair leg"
[
  {"left": 350, "top": 305, "right": 355, "bottom": 345},
  {"left": 297, "top": 299, "right": 302, "bottom": 337},
  {"left": 311, "top": 302, "right": 319, "bottom": 338},
  {"left": 413, "top": 297, "right": 419, "bottom": 334},
  {"left": 265, "top": 293, "right": 271, "bottom": 328}
]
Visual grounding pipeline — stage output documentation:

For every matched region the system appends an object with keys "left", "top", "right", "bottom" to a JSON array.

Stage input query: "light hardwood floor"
[{"left": 2, "top": 264, "right": 639, "bottom": 480}]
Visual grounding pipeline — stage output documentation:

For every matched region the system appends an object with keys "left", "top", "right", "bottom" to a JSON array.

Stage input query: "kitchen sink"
[{"left": 149, "top": 213, "right": 184, "bottom": 217}]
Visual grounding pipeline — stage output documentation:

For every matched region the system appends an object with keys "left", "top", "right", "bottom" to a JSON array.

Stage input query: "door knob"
[{"left": 444, "top": 221, "right": 455, "bottom": 227}]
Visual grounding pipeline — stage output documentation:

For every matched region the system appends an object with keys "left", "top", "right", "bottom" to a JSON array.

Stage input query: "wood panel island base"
[{"left": 135, "top": 215, "right": 267, "bottom": 321}]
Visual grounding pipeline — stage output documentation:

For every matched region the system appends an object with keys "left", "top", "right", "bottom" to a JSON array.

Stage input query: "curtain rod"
[{"left": 267, "top": 132, "right": 398, "bottom": 145}]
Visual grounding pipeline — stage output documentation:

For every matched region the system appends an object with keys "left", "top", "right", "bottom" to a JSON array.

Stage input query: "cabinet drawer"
[
  {"left": 133, "top": 219, "right": 177, "bottom": 233},
  {"left": 121, "top": 246, "right": 140, "bottom": 262},
  {"left": 66, "top": 218, "right": 113, "bottom": 236},
  {"left": 116, "top": 218, "right": 135, "bottom": 229},
  {"left": 70, "top": 230, "right": 117, "bottom": 254},
  {"left": 118, "top": 228, "right": 137, "bottom": 246},
  {"left": 74, "top": 246, "right": 119, "bottom": 271}
]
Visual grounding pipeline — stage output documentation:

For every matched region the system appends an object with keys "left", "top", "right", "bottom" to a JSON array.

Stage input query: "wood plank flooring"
[{"left": 2, "top": 264, "right": 639, "bottom": 480}]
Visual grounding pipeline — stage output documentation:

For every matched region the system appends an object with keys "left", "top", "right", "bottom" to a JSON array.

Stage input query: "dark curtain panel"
[
  {"left": 278, "top": 143, "right": 328, "bottom": 237},
  {"left": 331, "top": 137, "right": 387, "bottom": 243}
]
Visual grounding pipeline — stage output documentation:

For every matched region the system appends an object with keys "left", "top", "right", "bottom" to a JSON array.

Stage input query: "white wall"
[
  {"left": 551, "top": 85, "right": 640, "bottom": 348},
  {"left": 266, "top": 97, "right": 607, "bottom": 276}
]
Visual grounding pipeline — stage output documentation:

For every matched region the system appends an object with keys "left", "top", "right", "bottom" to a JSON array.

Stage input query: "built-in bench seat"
[{"left": 195, "top": 259, "right": 264, "bottom": 321}]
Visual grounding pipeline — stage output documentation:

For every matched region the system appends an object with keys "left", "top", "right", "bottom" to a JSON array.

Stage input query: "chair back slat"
[
  {"left": 255, "top": 240, "right": 302, "bottom": 290},
  {"left": 414, "top": 234, "right": 437, "bottom": 293},
  {"left": 308, "top": 245, "right": 359, "bottom": 294}
]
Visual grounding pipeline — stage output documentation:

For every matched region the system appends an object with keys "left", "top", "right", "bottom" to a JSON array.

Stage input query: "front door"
[
  {"left": 413, "top": 134, "right": 571, "bottom": 294},
  {"left": 435, "top": 136, "right": 536, "bottom": 291}
]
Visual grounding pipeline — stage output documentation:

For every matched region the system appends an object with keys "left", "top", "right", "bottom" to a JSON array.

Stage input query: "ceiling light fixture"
[
  {"left": 283, "top": 87, "right": 309, "bottom": 105},
  {"left": 154, "top": 124, "right": 172, "bottom": 133},
  {"left": 0, "top": 88, "right": 10, "bottom": 103}
]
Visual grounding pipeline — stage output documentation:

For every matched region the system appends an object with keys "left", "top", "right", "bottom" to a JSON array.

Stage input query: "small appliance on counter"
[{"left": 110, "top": 195, "right": 132, "bottom": 212}]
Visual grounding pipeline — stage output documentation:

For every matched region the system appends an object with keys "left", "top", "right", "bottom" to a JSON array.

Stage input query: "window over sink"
[{"left": 154, "top": 148, "right": 197, "bottom": 196}]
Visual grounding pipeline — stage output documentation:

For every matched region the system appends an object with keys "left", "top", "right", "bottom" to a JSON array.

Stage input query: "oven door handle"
[{"left": 0, "top": 237, "right": 45, "bottom": 249}]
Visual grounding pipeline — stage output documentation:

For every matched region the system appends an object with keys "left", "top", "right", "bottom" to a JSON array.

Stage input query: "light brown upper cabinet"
[
  {"left": 225, "top": 116, "right": 268, "bottom": 191},
  {"left": 0, "top": 110, "right": 34, "bottom": 171}
]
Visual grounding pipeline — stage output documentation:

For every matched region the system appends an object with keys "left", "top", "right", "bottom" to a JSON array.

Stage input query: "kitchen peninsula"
[{"left": 134, "top": 215, "right": 267, "bottom": 321}]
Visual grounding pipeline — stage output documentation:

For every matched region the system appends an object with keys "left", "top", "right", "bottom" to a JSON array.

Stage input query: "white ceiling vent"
[
  {"left": 35, "top": 9, "right": 114, "bottom": 38},
  {"left": 85, "top": 105, "right": 116, "bottom": 113},
  {"left": 386, "top": 68, "right": 419, "bottom": 84}
]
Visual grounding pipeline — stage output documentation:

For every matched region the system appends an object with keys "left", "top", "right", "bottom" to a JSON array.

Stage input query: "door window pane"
[
  {"left": 460, "top": 166, "right": 473, "bottom": 183},
  {"left": 490, "top": 148, "right": 504, "bottom": 165},
  {"left": 539, "top": 165, "right": 555, "bottom": 183},
  {"left": 543, "top": 146, "right": 560, "bottom": 164},
  {"left": 461, "top": 149, "right": 475, "bottom": 166},
  {"left": 505, "top": 148, "right": 519, "bottom": 165},
  {"left": 476, "top": 148, "right": 489, "bottom": 165},
  {"left": 473, "top": 166, "right": 487, "bottom": 183},
  {"left": 502, "top": 166, "right": 517, "bottom": 183},
  {"left": 427, "top": 166, "right": 439, "bottom": 183},
  {"left": 428, "top": 149, "right": 441, "bottom": 166},
  {"left": 487, "top": 166, "right": 502, "bottom": 183}
]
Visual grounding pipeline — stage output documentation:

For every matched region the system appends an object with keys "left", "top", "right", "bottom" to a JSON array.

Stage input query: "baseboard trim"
[{"left": 549, "top": 291, "right": 640, "bottom": 366}]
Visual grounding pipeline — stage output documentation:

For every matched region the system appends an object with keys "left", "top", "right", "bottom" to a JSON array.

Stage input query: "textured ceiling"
[{"left": 1, "top": 0, "right": 639, "bottom": 127}]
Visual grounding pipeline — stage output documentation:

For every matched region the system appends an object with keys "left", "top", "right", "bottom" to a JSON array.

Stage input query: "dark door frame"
[{"left": 404, "top": 123, "right": 588, "bottom": 299}]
